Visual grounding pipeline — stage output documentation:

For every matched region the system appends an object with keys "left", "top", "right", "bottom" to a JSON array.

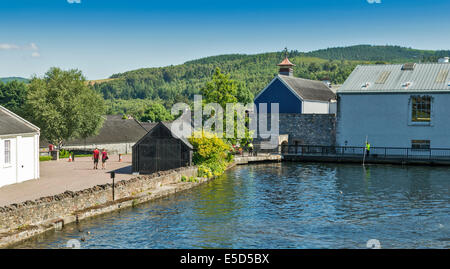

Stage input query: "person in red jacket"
[
  {"left": 101, "top": 149, "right": 108, "bottom": 170},
  {"left": 93, "top": 148, "right": 100, "bottom": 170}
]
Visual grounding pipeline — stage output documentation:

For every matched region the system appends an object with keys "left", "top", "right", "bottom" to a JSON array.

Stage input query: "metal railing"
[{"left": 281, "top": 144, "right": 450, "bottom": 160}]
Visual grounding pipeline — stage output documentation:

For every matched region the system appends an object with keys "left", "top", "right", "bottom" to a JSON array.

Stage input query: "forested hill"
[
  {"left": 92, "top": 45, "right": 450, "bottom": 106},
  {"left": 0, "top": 77, "right": 29, "bottom": 83}
]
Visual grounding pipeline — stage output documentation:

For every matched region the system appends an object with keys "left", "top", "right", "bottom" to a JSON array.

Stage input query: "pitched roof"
[
  {"left": 0, "top": 105, "right": 39, "bottom": 136},
  {"left": 277, "top": 57, "right": 295, "bottom": 66},
  {"left": 278, "top": 75, "right": 336, "bottom": 101},
  {"left": 64, "top": 115, "right": 148, "bottom": 146},
  {"left": 134, "top": 121, "right": 193, "bottom": 149},
  {"left": 338, "top": 62, "right": 450, "bottom": 93}
]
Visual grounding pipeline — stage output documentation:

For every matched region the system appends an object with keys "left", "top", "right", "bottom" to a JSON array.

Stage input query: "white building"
[
  {"left": 337, "top": 62, "right": 450, "bottom": 150},
  {"left": 0, "top": 105, "right": 40, "bottom": 187}
]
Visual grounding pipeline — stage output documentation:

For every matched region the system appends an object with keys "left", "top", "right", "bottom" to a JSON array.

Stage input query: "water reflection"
[{"left": 12, "top": 162, "right": 450, "bottom": 249}]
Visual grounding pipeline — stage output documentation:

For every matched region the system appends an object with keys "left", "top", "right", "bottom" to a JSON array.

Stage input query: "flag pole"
[{"left": 362, "top": 135, "right": 368, "bottom": 166}]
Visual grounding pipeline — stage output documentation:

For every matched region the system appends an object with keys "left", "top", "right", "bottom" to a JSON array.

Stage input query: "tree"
[
  {"left": 200, "top": 67, "right": 238, "bottom": 109},
  {"left": 0, "top": 80, "right": 28, "bottom": 116},
  {"left": 141, "top": 103, "right": 174, "bottom": 122},
  {"left": 25, "top": 67, "right": 105, "bottom": 148}
]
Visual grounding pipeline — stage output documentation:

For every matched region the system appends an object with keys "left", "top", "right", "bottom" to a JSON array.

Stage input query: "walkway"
[{"left": 0, "top": 155, "right": 134, "bottom": 207}]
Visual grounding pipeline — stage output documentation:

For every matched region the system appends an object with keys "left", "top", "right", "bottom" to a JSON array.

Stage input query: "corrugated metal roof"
[
  {"left": 0, "top": 105, "right": 39, "bottom": 136},
  {"left": 338, "top": 63, "right": 450, "bottom": 93},
  {"left": 278, "top": 75, "right": 336, "bottom": 101}
]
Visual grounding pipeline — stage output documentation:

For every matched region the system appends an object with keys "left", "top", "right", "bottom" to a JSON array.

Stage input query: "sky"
[{"left": 1, "top": 0, "right": 450, "bottom": 80}]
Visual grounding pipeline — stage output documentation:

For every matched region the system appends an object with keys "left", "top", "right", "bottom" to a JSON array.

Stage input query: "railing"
[{"left": 281, "top": 145, "right": 450, "bottom": 160}]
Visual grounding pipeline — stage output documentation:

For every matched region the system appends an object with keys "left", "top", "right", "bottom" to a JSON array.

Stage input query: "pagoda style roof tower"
[{"left": 277, "top": 48, "right": 295, "bottom": 76}]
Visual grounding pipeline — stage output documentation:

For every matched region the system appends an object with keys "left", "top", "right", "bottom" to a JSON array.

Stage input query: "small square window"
[{"left": 411, "top": 140, "right": 430, "bottom": 150}]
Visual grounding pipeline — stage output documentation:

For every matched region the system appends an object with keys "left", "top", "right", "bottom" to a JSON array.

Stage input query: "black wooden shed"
[{"left": 132, "top": 122, "right": 193, "bottom": 174}]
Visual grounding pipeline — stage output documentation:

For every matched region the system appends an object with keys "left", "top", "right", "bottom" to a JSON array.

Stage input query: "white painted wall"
[
  {"left": 302, "top": 100, "right": 330, "bottom": 114},
  {"left": 337, "top": 93, "right": 450, "bottom": 149},
  {"left": 0, "top": 133, "right": 39, "bottom": 188}
]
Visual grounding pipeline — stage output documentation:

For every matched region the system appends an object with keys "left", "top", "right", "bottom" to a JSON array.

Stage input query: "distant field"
[{"left": 86, "top": 78, "right": 119, "bottom": 86}]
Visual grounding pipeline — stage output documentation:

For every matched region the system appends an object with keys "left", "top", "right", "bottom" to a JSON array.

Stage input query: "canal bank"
[{"left": 0, "top": 154, "right": 281, "bottom": 248}]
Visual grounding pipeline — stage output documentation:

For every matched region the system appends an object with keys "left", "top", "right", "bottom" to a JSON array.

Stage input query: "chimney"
[
  {"left": 277, "top": 57, "right": 295, "bottom": 76},
  {"left": 438, "top": 57, "right": 449, "bottom": 63}
]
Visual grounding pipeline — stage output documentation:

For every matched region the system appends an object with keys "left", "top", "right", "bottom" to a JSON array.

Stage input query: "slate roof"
[
  {"left": 338, "top": 62, "right": 450, "bottom": 93},
  {"left": 0, "top": 105, "right": 39, "bottom": 136},
  {"left": 278, "top": 75, "right": 336, "bottom": 101},
  {"left": 64, "top": 115, "right": 148, "bottom": 146}
]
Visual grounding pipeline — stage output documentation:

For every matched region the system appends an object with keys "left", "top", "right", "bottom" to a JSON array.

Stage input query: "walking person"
[
  {"left": 101, "top": 149, "right": 109, "bottom": 170},
  {"left": 93, "top": 147, "right": 100, "bottom": 170}
]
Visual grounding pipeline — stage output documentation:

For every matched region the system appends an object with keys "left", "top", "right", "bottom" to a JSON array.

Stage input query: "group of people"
[{"left": 92, "top": 148, "right": 108, "bottom": 170}]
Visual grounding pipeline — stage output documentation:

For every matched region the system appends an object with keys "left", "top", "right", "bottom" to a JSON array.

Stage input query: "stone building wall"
[
  {"left": 0, "top": 167, "right": 197, "bottom": 232},
  {"left": 255, "top": 114, "right": 336, "bottom": 147}
]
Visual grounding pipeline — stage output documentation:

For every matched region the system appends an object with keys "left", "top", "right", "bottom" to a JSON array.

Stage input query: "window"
[
  {"left": 411, "top": 96, "right": 431, "bottom": 122},
  {"left": 4, "top": 140, "right": 11, "bottom": 164},
  {"left": 411, "top": 140, "right": 430, "bottom": 150}
]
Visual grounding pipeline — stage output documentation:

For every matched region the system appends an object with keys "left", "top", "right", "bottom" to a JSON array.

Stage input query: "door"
[{"left": 17, "top": 136, "right": 35, "bottom": 182}]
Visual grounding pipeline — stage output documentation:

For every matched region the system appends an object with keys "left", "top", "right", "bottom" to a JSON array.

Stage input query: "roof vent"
[
  {"left": 401, "top": 63, "right": 416, "bottom": 70},
  {"left": 361, "top": 82, "right": 370, "bottom": 89},
  {"left": 402, "top": 82, "right": 412, "bottom": 89}
]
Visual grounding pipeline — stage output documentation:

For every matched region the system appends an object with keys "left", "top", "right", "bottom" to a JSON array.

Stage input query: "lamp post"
[{"left": 110, "top": 171, "right": 115, "bottom": 201}]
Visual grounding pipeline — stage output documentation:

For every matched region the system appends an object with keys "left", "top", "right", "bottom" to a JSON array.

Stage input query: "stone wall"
[
  {"left": 0, "top": 167, "right": 197, "bottom": 232},
  {"left": 255, "top": 114, "right": 336, "bottom": 146}
]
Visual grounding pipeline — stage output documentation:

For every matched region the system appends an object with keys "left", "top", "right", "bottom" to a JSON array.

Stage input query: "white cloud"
[
  {"left": 0, "top": 42, "right": 41, "bottom": 58},
  {"left": 67, "top": 0, "right": 81, "bottom": 3},
  {"left": 0, "top": 43, "right": 20, "bottom": 50}
]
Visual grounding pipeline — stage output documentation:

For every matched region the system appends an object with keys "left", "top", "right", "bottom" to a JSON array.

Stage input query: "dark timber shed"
[{"left": 132, "top": 122, "right": 193, "bottom": 174}]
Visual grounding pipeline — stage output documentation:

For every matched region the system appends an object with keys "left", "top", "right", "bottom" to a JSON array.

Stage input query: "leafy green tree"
[
  {"left": 200, "top": 67, "right": 238, "bottom": 108},
  {"left": 141, "top": 103, "right": 174, "bottom": 122},
  {"left": 25, "top": 67, "right": 105, "bottom": 148},
  {"left": 0, "top": 80, "right": 28, "bottom": 116}
]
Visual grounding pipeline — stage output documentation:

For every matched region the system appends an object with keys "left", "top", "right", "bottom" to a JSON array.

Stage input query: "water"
[{"left": 13, "top": 163, "right": 450, "bottom": 249}]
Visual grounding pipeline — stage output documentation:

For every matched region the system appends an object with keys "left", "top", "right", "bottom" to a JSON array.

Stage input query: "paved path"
[{"left": 0, "top": 154, "right": 134, "bottom": 207}]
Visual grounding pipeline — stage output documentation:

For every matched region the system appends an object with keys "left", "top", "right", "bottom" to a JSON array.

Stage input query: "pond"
[{"left": 13, "top": 162, "right": 450, "bottom": 249}]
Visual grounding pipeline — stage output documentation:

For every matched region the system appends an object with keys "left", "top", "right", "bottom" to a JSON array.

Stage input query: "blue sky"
[{"left": 1, "top": 0, "right": 450, "bottom": 79}]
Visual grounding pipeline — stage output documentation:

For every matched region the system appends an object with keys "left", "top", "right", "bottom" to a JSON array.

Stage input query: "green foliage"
[
  {"left": 141, "top": 103, "right": 174, "bottom": 122},
  {"left": 189, "top": 131, "right": 232, "bottom": 177},
  {"left": 105, "top": 98, "right": 174, "bottom": 122},
  {"left": 59, "top": 149, "right": 72, "bottom": 158},
  {"left": 181, "top": 175, "right": 187, "bottom": 182},
  {"left": 0, "top": 80, "right": 28, "bottom": 116},
  {"left": 39, "top": 156, "right": 52, "bottom": 162},
  {"left": 92, "top": 45, "right": 450, "bottom": 105},
  {"left": 25, "top": 67, "right": 106, "bottom": 147}
]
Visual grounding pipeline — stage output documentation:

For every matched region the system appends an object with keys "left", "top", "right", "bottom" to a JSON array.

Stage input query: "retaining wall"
[{"left": 0, "top": 167, "right": 196, "bottom": 233}]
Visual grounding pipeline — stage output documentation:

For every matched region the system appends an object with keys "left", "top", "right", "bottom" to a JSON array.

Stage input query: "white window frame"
[
  {"left": 4, "top": 139, "right": 11, "bottom": 165},
  {"left": 408, "top": 95, "right": 433, "bottom": 126}
]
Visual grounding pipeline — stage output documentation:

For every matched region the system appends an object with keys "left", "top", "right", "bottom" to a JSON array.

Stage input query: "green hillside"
[
  {"left": 93, "top": 45, "right": 450, "bottom": 109},
  {"left": 0, "top": 77, "right": 29, "bottom": 83}
]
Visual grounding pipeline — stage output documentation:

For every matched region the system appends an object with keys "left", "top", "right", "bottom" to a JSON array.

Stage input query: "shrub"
[
  {"left": 181, "top": 175, "right": 187, "bottom": 182},
  {"left": 39, "top": 156, "right": 52, "bottom": 162},
  {"left": 189, "top": 131, "right": 232, "bottom": 178}
]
